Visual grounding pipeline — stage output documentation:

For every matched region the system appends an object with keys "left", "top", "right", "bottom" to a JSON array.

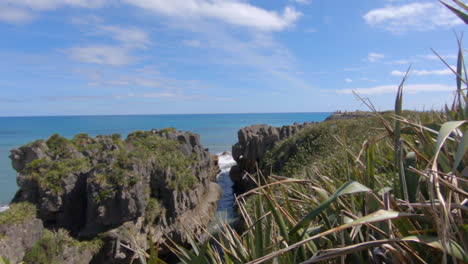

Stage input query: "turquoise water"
[{"left": 0, "top": 113, "right": 330, "bottom": 204}]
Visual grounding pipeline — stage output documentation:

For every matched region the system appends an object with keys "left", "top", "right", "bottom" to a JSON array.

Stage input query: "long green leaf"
[
  {"left": 265, "top": 192, "right": 290, "bottom": 242},
  {"left": 440, "top": 1, "right": 468, "bottom": 24},
  {"left": 289, "top": 181, "right": 371, "bottom": 236},
  {"left": 403, "top": 236, "right": 468, "bottom": 262},
  {"left": 0, "top": 257, "right": 10, "bottom": 264},
  {"left": 453, "top": 129, "right": 468, "bottom": 171},
  {"left": 434, "top": 121, "right": 466, "bottom": 161},
  {"left": 405, "top": 152, "right": 418, "bottom": 203},
  {"left": 300, "top": 239, "right": 399, "bottom": 263},
  {"left": 394, "top": 69, "right": 410, "bottom": 199},
  {"left": 254, "top": 195, "right": 264, "bottom": 258},
  {"left": 457, "top": 36, "right": 464, "bottom": 113},
  {"left": 453, "top": 0, "right": 468, "bottom": 12},
  {"left": 300, "top": 235, "right": 468, "bottom": 263},
  {"left": 249, "top": 210, "right": 414, "bottom": 264}
]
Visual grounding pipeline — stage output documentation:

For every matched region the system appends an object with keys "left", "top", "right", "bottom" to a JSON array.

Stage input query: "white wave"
[
  {"left": 217, "top": 151, "right": 237, "bottom": 174},
  {"left": 0, "top": 205, "right": 9, "bottom": 213}
]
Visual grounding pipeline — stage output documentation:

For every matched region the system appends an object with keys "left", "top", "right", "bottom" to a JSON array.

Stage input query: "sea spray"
[
  {"left": 217, "top": 151, "right": 237, "bottom": 175},
  {"left": 0, "top": 205, "right": 9, "bottom": 213},
  {"left": 214, "top": 152, "right": 237, "bottom": 222}
]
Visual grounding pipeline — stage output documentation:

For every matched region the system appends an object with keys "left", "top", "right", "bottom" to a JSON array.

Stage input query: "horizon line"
[{"left": 0, "top": 111, "right": 335, "bottom": 118}]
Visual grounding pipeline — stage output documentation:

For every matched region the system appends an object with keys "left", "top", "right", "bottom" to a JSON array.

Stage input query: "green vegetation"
[
  {"left": 19, "top": 128, "right": 200, "bottom": 198},
  {"left": 46, "top": 134, "right": 76, "bottom": 159},
  {"left": 0, "top": 202, "right": 36, "bottom": 226},
  {"left": 160, "top": 3, "right": 468, "bottom": 263},
  {"left": 145, "top": 198, "right": 163, "bottom": 225},
  {"left": 23, "top": 229, "right": 102, "bottom": 264},
  {"left": 126, "top": 131, "right": 198, "bottom": 190},
  {"left": 0, "top": 257, "right": 10, "bottom": 264},
  {"left": 158, "top": 127, "right": 177, "bottom": 134},
  {"left": 21, "top": 158, "right": 89, "bottom": 193}
]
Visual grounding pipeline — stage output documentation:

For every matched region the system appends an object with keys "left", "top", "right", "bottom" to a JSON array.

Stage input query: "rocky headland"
[
  {"left": 325, "top": 110, "right": 373, "bottom": 121},
  {"left": 230, "top": 122, "right": 315, "bottom": 193},
  {"left": 0, "top": 128, "right": 221, "bottom": 263}
]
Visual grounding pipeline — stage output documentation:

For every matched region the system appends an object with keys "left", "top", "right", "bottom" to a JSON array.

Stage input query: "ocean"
[{"left": 0, "top": 112, "right": 330, "bottom": 212}]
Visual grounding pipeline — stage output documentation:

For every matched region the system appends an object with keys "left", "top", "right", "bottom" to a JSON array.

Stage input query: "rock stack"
[
  {"left": 1, "top": 129, "right": 221, "bottom": 263},
  {"left": 230, "top": 122, "right": 314, "bottom": 193}
]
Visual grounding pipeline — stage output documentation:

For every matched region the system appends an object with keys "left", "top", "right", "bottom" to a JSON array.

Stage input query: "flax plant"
[{"left": 137, "top": 1, "right": 468, "bottom": 263}]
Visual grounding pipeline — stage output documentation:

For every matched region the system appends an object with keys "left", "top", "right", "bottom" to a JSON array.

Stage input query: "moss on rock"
[
  {"left": 23, "top": 229, "right": 102, "bottom": 264},
  {"left": 20, "top": 158, "right": 89, "bottom": 193},
  {"left": 0, "top": 202, "right": 36, "bottom": 226}
]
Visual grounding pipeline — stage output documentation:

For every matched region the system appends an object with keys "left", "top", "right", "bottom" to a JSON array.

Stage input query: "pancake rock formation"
[{"left": 1, "top": 128, "right": 221, "bottom": 263}]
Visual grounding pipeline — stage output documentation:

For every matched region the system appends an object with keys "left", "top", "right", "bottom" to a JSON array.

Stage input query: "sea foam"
[
  {"left": 217, "top": 152, "right": 237, "bottom": 174},
  {"left": 0, "top": 205, "right": 9, "bottom": 213}
]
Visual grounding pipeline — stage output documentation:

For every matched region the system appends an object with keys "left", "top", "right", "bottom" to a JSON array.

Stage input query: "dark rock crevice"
[
  {"left": 3, "top": 129, "right": 222, "bottom": 263},
  {"left": 230, "top": 122, "right": 315, "bottom": 193}
]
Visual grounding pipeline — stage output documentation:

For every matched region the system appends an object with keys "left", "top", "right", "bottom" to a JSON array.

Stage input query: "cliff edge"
[{"left": 1, "top": 128, "right": 221, "bottom": 263}]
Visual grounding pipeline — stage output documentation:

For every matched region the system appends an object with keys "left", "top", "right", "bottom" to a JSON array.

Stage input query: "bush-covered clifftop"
[
  {"left": 230, "top": 122, "right": 315, "bottom": 192},
  {"left": 230, "top": 111, "right": 440, "bottom": 192},
  {"left": 2, "top": 128, "right": 221, "bottom": 263},
  {"left": 220, "top": 110, "right": 464, "bottom": 264}
]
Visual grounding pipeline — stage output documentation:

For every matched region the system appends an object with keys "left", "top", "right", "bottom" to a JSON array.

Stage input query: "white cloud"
[
  {"left": 183, "top": 39, "right": 202, "bottom": 48},
  {"left": 67, "top": 45, "right": 134, "bottom": 66},
  {"left": 392, "top": 60, "right": 410, "bottom": 64},
  {"left": 419, "top": 54, "right": 457, "bottom": 60},
  {"left": 97, "top": 25, "right": 151, "bottom": 49},
  {"left": 67, "top": 21, "right": 150, "bottom": 66},
  {"left": 0, "top": 6, "right": 33, "bottom": 23},
  {"left": 0, "top": 0, "right": 107, "bottom": 23},
  {"left": 337, "top": 84, "right": 453, "bottom": 95},
  {"left": 122, "top": 0, "right": 301, "bottom": 31},
  {"left": 141, "top": 92, "right": 176, "bottom": 98},
  {"left": 391, "top": 66, "right": 455, "bottom": 76},
  {"left": 1, "top": 0, "right": 107, "bottom": 10},
  {"left": 291, "top": 0, "right": 311, "bottom": 5},
  {"left": 368, "top": 52, "right": 385, "bottom": 62},
  {"left": 364, "top": 2, "right": 462, "bottom": 32},
  {"left": 345, "top": 78, "right": 353, "bottom": 83},
  {"left": 110, "top": 92, "right": 228, "bottom": 101},
  {"left": 360, "top": 77, "right": 377, "bottom": 82}
]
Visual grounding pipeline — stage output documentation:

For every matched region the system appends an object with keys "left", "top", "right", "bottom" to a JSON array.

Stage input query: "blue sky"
[{"left": 0, "top": 0, "right": 465, "bottom": 116}]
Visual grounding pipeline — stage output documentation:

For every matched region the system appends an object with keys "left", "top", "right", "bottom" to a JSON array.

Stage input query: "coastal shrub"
[
  {"left": 0, "top": 202, "right": 36, "bottom": 225},
  {"left": 23, "top": 229, "right": 102, "bottom": 264},
  {"left": 145, "top": 198, "right": 163, "bottom": 224},
  {"left": 82, "top": 129, "right": 200, "bottom": 204},
  {"left": 159, "top": 127, "right": 177, "bottom": 134},
  {"left": 126, "top": 131, "right": 199, "bottom": 190},
  {"left": 46, "top": 134, "right": 75, "bottom": 159},
  {"left": 19, "top": 128, "right": 200, "bottom": 197},
  {"left": 21, "top": 158, "right": 89, "bottom": 193}
]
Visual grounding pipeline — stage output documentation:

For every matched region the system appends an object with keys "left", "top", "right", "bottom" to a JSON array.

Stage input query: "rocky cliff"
[
  {"left": 325, "top": 111, "right": 373, "bottom": 121},
  {"left": 2, "top": 128, "right": 221, "bottom": 263},
  {"left": 230, "top": 122, "right": 314, "bottom": 193}
]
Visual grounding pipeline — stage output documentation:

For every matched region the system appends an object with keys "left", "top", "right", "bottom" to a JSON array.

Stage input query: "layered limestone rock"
[
  {"left": 4, "top": 128, "right": 221, "bottom": 263},
  {"left": 0, "top": 203, "right": 44, "bottom": 263},
  {"left": 230, "top": 122, "right": 314, "bottom": 193}
]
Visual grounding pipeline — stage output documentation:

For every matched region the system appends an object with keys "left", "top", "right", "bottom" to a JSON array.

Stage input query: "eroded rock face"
[
  {"left": 0, "top": 217, "right": 44, "bottom": 263},
  {"left": 9, "top": 129, "right": 221, "bottom": 263},
  {"left": 230, "top": 122, "right": 314, "bottom": 193}
]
